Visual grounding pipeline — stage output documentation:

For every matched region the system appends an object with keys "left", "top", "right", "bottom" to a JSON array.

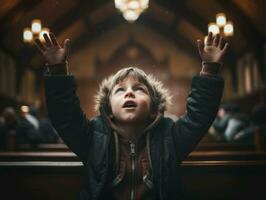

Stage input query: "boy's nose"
[{"left": 124, "top": 89, "right": 135, "bottom": 98}]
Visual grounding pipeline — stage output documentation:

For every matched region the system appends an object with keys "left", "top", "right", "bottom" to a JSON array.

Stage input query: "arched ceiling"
[{"left": 0, "top": 0, "right": 265, "bottom": 67}]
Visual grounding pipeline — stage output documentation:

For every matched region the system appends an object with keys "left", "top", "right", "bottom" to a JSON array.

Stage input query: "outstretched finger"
[
  {"left": 49, "top": 32, "right": 60, "bottom": 48},
  {"left": 206, "top": 32, "right": 213, "bottom": 46},
  {"left": 218, "top": 37, "right": 225, "bottom": 49},
  {"left": 197, "top": 40, "right": 204, "bottom": 56},
  {"left": 64, "top": 39, "right": 70, "bottom": 58},
  {"left": 222, "top": 42, "right": 229, "bottom": 54},
  {"left": 34, "top": 38, "right": 45, "bottom": 53},
  {"left": 43, "top": 33, "right": 53, "bottom": 47},
  {"left": 213, "top": 34, "right": 220, "bottom": 47}
]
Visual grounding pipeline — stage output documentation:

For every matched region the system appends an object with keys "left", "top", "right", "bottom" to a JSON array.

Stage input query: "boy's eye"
[
  {"left": 136, "top": 87, "right": 145, "bottom": 91},
  {"left": 135, "top": 85, "right": 148, "bottom": 92},
  {"left": 115, "top": 88, "right": 124, "bottom": 93}
]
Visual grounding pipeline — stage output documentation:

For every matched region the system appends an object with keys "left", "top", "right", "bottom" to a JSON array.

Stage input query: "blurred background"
[{"left": 0, "top": 1, "right": 266, "bottom": 199}]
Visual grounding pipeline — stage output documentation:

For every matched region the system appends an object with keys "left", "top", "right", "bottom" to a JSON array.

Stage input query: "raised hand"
[
  {"left": 35, "top": 33, "right": 70, "bottom": 65},
  {"left": 197, "top": 32, "right": 229, "bottom": 63}
]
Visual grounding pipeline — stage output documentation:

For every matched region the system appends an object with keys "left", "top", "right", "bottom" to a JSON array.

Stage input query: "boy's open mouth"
[{"left": 122, "top": 100, "right": 137, "bottom": 108}]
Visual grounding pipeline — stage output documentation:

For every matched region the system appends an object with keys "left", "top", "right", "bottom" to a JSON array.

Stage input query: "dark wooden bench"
[
  {"left": 16, "top": 143, "right": 70, "bottom": 152},
  {"left": 0, "top": 152, "right": 78, "bottom": 161},
  {"left": 180, "top": 160, "right": 266, "bottom": 199},
  {"left": 13, "top": 142, "right": 256, "bottom": 152},
  {"left": 195, "top": 142, "right": 256, "bottom": 151},
  {"left": 1, "top": 150, "right": 266, "bottom": 161},
  {"left": 187, "top": 150, "right": 266, "bottom": 161},
  {"left": 0, "top": 160, "right": 265, "bottom": 200}
]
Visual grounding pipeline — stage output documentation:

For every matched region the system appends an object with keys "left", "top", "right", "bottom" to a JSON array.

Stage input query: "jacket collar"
[{"left": 105, "top": 112, "right": 162, "bottom": 141}]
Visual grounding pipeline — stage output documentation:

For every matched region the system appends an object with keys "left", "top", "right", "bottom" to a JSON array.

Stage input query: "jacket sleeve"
[
  {"left": 172, "top": 75, "right": 224, "bottom": 161},
  {"left": 44, "top": 75, "right": 91, "bottom": 162}
]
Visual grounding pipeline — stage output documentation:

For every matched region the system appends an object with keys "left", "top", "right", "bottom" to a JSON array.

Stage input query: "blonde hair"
[{"left": 94, "top": 67, "right": 172, "bottom": 115}]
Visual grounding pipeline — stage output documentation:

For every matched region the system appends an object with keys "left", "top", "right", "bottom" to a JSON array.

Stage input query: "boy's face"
[{"left": 109, "top": 76, "right": 152, "bottom": 125}]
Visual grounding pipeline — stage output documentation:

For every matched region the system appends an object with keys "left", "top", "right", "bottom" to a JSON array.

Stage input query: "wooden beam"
[
  {"left": 26, "top": 0, "right": 111, "bottom": 67},
  {"left": 0, "top": 0, "right": 41, "bottom": 37},
  {"left": 71, "top": 14, "right": 125, "bottom": 53},
  {"left": 70, "top": 11, "right": 199, "bottom": 60},
  {"left": 4, "top": 0, "right": 111, "bottom": 61},
  {"left": 0, "top": 0, "right": 41, "bottom": 58},
  {"left": 139, "top": 12, "right": 199, "bottom": 59},
  {"left": 218, "top": 0, "right": 261, "bottom": 42},
  {"left": 218, "top": 0, "right": 265, "bottom": 81},
  {"left": 50, "top": 0, "right": 110, "bottom": 36},
  {"left": 49, "top": 9, "right": 199, "bottom": 73},
  {"left": 154, "top": 0, "right": 236, "bottom": 62},
  {"left": 152, "top": 1, "right": 240, "bottom": 90},
  {"left": 155, "top": 0, "right": 206, "bottom": 34}
]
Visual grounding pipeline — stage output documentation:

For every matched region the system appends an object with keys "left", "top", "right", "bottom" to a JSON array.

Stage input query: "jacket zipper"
[{"left": 130, "top": 141, "right": 136, "bottom": 200}]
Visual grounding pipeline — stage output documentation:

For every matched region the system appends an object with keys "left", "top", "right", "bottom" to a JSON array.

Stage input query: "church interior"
[{"left": 0, "top": 0, "right": 266, "bottom": 199}]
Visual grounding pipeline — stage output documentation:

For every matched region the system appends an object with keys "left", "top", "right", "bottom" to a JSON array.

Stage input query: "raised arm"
[
  {"left": 35, "top": 33, "right": 90, "bottom": 162},
  {"left": 173, "top": 32, "right": 228, "bottom": 161}
]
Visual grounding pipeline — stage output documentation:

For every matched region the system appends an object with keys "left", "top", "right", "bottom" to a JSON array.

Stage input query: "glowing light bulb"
[
  {"left": 208, "top": 23, "right": 220, "bottom": 35},
  {"left": 216, "top": 13, "right": 226, "bottom": 27},
  {"left": 128, "top": 1, "right": 140, "bottom": 10},
  {"left": 31, "top": 19, "right": 42, "bottom": 34},
  {"left": 23, "top": 28, "right": 33, "bottom": 43},
  {"left": 123, "top": 10, "right": 139, "bottom": 22},
  {"left": 224, "top": 21, "right": 234, "bottom": 36},
  {"left": 39, "top": 28, "right": 50, "bottom": 42},
  {"left": 139, "top": 0, "right": 149, "bottom": 9}
]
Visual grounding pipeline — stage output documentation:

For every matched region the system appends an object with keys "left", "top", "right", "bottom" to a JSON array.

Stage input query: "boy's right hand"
[{"left": 35, "top": 33, "right": 70, "bottom": 66}]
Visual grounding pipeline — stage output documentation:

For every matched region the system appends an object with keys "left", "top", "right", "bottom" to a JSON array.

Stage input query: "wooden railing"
[
  {"left": 1, "top": 150, "right": 266, "bottom": 161},
  {"left": 0, "top": 160, "right": 265, "bottom": 200},
  {"left": 9, "top": 141, "right": 258, "bottom": 152}
]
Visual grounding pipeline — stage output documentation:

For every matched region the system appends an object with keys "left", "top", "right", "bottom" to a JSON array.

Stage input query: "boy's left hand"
[{"left": 197, "top": 32, "right": 229, "bottom": 63}]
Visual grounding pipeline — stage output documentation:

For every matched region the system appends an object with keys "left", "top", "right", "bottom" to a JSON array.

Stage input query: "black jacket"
[{"left": 44, "top": 74, "right": 224, "bottom": 200}]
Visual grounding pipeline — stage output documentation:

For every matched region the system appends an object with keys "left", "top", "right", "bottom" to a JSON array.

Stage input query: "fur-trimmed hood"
[{"left": 94, "top": 67, "right": 172, "bottom": 115}]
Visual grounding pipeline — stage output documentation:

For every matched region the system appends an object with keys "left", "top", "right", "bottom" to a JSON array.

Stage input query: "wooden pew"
[
  {"left": 1, "top": 151, "right": 266, "bottom": 161},
  {"left": 0, "top": 160, "right": 265, "bottom": 200},
  {"left": 16, "top": 143, "right": 70, "bottom": 152},
  {"left": 195, "top": 142, "right": 255, "bottom": 151},
  {"left": 187, "top": 150, "right": 266, "bottom": 161},
  {"left": 13, "top": 142, "right": 256, "bottom": 152},
  {"left": 0, "top": 152, "right": 78, "bottom": 161},
  {"left": 180, "top": 160, "right": 266, "bottom": 199},
  {"left": 9, "top": 126, "right": 264, "bottom": 152},
  {"left": 0, "top": 161, "right": 82, "bottom": 200}
]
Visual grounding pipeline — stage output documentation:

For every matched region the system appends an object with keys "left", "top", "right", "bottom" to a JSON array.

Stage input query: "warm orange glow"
[
  {"left": 23, "top": 28, "right": 33, "bottom": 43},
  {"left": 224, "top": 21, "right": 234, "bottom": 36},
  {"left": 31, "top": 19, "right": 42, "bottom": 34},
  {"left": 208, "top": 23, "right": 220, "bottom": 35},
  {"left": 23, "top": 20, "right": 50, "bottom": 44},
  {"left": 114, "top": 0, "right": 149, "bottom": 22},
  {"left": 39, "top": 28, "right": 50, "bottom": 42},
  {"left": 216, "top": 13, "right": 226, "bottom": 27}
]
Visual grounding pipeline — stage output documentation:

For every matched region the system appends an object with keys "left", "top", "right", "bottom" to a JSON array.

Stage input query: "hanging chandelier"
[
  {"left": 204, "top": 13, "right": 233, "bottom": 44},
  {"left": 114, "top": 0, "right": 149, "bottom": 23},
  {"left": 207, "top": 13, "right": 234, "bottom": 37},
  {"left": 23, "top": 19, "right": 50, "bottom": 44}
]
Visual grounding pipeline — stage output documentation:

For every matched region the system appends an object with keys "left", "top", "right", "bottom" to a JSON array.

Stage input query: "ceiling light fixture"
[
  {"left": 205, "top": 13, "right": 234, "bottom": 44},
  {"left": 23, "top": 19, "right": 50, "bottom": 43},
  {"left": 114, "top": 0, "right": 149, "bottom": 23}
]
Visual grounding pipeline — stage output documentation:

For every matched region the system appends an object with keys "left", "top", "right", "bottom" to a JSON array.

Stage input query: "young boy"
[{"left": 35, "top": 32, "right": 228, "bottom": 200}]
